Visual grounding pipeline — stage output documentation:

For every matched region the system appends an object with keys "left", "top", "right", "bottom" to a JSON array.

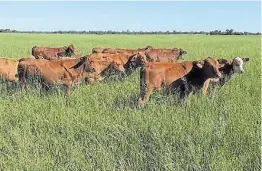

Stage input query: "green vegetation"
[{"left": 0, "top": 33, "right": 260, "bottom": 170}]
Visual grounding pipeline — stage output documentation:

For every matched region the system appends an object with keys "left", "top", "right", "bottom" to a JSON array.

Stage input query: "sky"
[{"left": 0, "top": 1, "right": 261, "bottom": 32}]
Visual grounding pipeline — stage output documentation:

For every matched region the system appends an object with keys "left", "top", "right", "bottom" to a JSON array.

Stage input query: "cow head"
[
  {"left": 232, "top": 57, "right": 249, "bottom": 73},
  {"left": 132, "top": 52, "right": 148, "bottom": 64},
  {"left": 178, "top": 48, "right": 187, "bottom": 60},
  {"left": 143, "top": 45, "right": 153, "bottom": 53},
  {"left": 217, "top": 57, "right": 249, "bottom": 74},
  {"left": 144, "top": 45, "right": 153, "bottom": 50},
  {"left": 69, "top": 56, "right": 90, "bottom": 76},
  {"left": 217, "top": 59, "right": 228, "bottom": 65},
  {"left": 111, "top": 60, "right": 125, "bottom": 72},
  {"left": 125, "top": 52, "right": 148, "bottom": 69},
  {"left": 84, "top": 58, "right": 96, "bottom": 73},
  {"left": 65, "top": 44, "right": 75, "bottom": 56},
  {"left": 194, "top": 57, "right": 224, "bottom": 79}
]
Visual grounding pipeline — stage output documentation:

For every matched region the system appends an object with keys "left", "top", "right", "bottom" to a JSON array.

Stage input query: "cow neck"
[
  {"left": 66, "top": 58, "right": 86, "bottom": 79},
  {"left": 123, "top": 54, "right": 138, "bottom": 70},
  {"left": 75, "top": 63, "right": 86, "bottom": 77},
  {"left": 185, "top": 64, "right": 206, "bottom": 84},
  {"left": 143, "top": 52, "right": 153, "bottom": 62},
  {"left": 219, "top": 63, "right": 234, "bottom": 76},
  {"left": 96, "top": 61, "right": 112, "bottom": 75},
  {"left": 121, "top": 55, "right": 130, "bottom": 64}
]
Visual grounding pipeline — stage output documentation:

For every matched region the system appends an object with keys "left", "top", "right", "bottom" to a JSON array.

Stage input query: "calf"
[
  {"left": 83, "top": 58, "right": 126, "bottom": 83},
  {"left": 88, "top": 52, "right": 147, "bottom": 74},
  {"left": 18, "top": 57, "right": 90, "bottom": 95},
  {"left": 32, "top": 44, "right": 75, "bottom": 60},
  {"left": 144, "top": 47, "right": 187, "bottom": 62},
  {"left": 138, "top": 57, "right": 223, "bottom": 105},
  {"left": 137, "top": 45, "right": 153, "bottom": 51},
  {"left": 210, "top": 57, "right": 249, "bottom": 86},
  {"left": 92, "top": 47, "right": 108, "bottom": 53},
  {"left": 102, "top": 48, "right": 140, "bottom": 56}
]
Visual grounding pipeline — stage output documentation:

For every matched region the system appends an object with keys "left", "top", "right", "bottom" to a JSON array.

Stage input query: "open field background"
[{"left": 0, "top": 33, "right": 261, "bottom": 170}]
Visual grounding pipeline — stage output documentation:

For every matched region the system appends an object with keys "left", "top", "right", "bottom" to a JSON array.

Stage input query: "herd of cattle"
[{"left": 0, "top": 44, "right": 249, "bottom": 105}]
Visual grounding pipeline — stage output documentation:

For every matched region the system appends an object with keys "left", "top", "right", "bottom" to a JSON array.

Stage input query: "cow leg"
[
  {"left": 19, "top": 77, "right": 28, "bottom": 92},
  {"left": 138, "top": 86, "right": 153, "bottom": 105},
  {"left": 180, "top": 78, "right": 193, "bottom": 99},
  {"left": 64, "top": 84, "right": 71, "bottom": 96},
  {"left": 202, "top": 79, "right": 211, "bottom": 95},
  {"left": 6, "top": 81, "right": 18, "bottom": 93},
  {"left": 84, "top": 73, "right": 97, "bottom": 83},
  {"left": 88, "top": 78, "right": 95, "bottom": 84},
  {"left": 96, "top": 76, "right": 104, "bottom": 82},
  {"left": 18, "top": 71, "right": 26, "bottom": 91},
  {"left": 85, "top": 73, "right": 104, "bottom": 83},
  {"left": 179, "top": 84, "right": 187, "bottom": 100},
  {"left": 39, "top": 81, "right": 51, "bottom": 96},
  {"left": 180, "top": 83, "right": 194, "bottom": 104}
]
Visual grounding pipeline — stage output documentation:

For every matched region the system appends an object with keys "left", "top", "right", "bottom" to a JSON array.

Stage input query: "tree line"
[{"left": 0, "top": 28, "right": 260, "bottom": 35}]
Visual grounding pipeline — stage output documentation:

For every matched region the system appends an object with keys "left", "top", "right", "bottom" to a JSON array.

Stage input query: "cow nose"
[
  {"left": 216, "top": 72, "right": 222, "bottom": 78},
  {"left": 240, "top": 70, "right": 244, "bottom": 74},
  {"left": 120, "top": 67, "right": 125, "bottom": 72}
]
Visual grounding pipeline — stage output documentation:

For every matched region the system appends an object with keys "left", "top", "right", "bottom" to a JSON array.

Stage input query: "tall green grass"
[{"left": 0, "top": 33, "right": 260, "bottom": 170}]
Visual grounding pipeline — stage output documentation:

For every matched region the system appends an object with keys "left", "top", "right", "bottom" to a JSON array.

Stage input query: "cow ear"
[
  {"left": 195, "top": 60, "right": 204, "bottom": 68},
  {"left": 217, "top": 59, "right": 228, "bottom": 64},
  {"left": 242, "top": 57, "right": 249, "bottom": 62},
  {"left": 146, "top": 45, "right": 152, "bottom": 49},
  {"left": 129, "top": 54, "right": 137, "bottom": 61},
  {"left": 80, "top": 56, "right": 87, "bottom": 62},
  {"left": 138, "top": 52, "right": 147, "bottom": 62},
  {"left": 219, "top": 63, "right": 225, "bottom": 68}
]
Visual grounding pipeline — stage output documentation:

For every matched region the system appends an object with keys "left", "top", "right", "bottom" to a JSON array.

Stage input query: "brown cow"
[
  {"left": 143, "top": 47, "right": 187, "bottom": 62},
  {"left": 48, "top": 55, "right": 82, "bottom": 61},
  {"left": 92, "top": 46, "right": 152, "bottom": 54},
  {"left": 92, "top": 47, "right": 126, "bottom": 54},
  {"left": 92, "top": 46, "right": 153, "bottom": 56},
  {"left": 138, "top": 57, "right": 223, "bottom": 105},
  {"left": 138, "top": 45, "right": 153, "bottom": 51},
  {"left": 101, "top": 48, "right": 139, "bottom": 55},
  {"left": 210, "top": 57, "right": 250, "bottom": 86},
  {"left": 32, "top": 44, "right": 76, "bottom": 60},
  {"left": 83, "top": 58, "right": 125, "bottom": 83},
  {"left": 92, "top": 47, "right": 108, "bottom": 53},
  {"left": 88, "top": 53, "right": 114, "bottom": 60},
  {"left": 87, "top": 52, "right": 147, "bottom": 74},
  {"left": 93, "top": 47, "right": 147, "bottom": 55},
  {"left": 17, "top": 57, "right": 91, "bottom": 95},
  {"left": 17, "top": 56, "right": 125, "bottom": 95},
  {"left": 0, "top": 57, "right": 19, "bottom": 82}
]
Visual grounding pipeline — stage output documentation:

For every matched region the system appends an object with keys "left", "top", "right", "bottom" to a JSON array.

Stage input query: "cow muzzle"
[
  {"left": 215, "top": 72, "right": 222, "bottom": 78},
  {"left": 119, "top": 66, "right": 125, "bottom": 72}
]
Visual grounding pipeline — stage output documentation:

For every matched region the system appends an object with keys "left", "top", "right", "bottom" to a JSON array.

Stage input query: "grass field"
[{"left": 0, "top": 33, "right": 260, "bottom": 170}]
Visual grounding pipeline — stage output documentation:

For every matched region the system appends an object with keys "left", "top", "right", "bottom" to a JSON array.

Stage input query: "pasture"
[{"left": 0, "top": 33, "right": 260, "bottom": 170}]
